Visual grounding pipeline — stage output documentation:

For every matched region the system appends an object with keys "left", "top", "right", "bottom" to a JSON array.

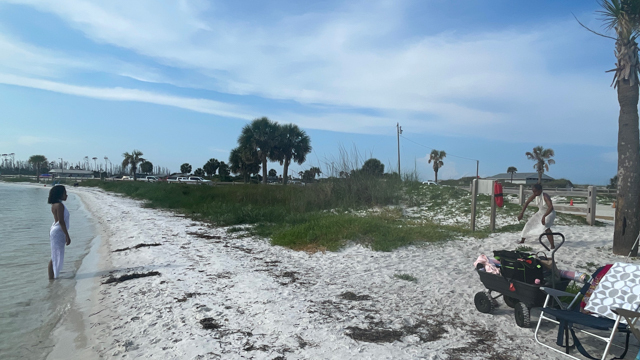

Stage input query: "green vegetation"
[
  {"left": 515, "top": 245, "right": 533, "bottom": 252},
  {"left": 0, "top": 176, "right": 39, "bottom": 183},
  {"left": 394, "top": 274, "right": 418, "bottom": 282},
  {"left": 428, "top": 149, "right": 446, "bottom": 183},
  {"left": 526, "top": 146, "right": 555, "bottom": 184},
  {"left": 28, "top": 154, "right": 48, "bottom": 183},
  {"left": 269, "top": 213, "right": 478, "bottom": 251},
  {"left": 507, "top": 166, "right": 517, "bottom": 183},
  {"left": 78, "top": 166, "right": 605, "bottom": 252},
  {"left": 80, "top": 177, "right": 484, "bottom": 251},
  {"left": 438, "top": 177, "right": 476, "bottom": 187},
  {"left": 122, "top": 150, "right": 144, "bottom": 180}
]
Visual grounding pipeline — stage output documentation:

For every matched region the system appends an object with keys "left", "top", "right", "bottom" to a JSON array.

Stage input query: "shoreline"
[{"left": 0, "top": 181, "right": 102, "bottom": 360}]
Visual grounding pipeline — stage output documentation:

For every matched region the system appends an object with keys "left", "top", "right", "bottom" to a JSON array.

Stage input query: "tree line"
[{"left": 176, "top": 117, "right": 313, "bottom": 185}]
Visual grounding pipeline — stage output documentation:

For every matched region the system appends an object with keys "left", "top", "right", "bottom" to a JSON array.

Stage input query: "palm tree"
[
  {"left": 203, "top": 158, "right": 220, "bottom": 178},
  {"left": 229, "top": 147, "right": 261, "bottom": 183},
  {"left": 238, "top": 117, "right": 280, "bottom": 184},
  {"left": 121, "top": 150, "right": 145, "bottom": 180},
  {"left": 272, "top": 123, "right": 312, "bottom": 185},
  {"left": 525, "top": 146, "right": 555, "bottom": 184},
  {"left": 28, "top": 155, "right": 47, "bottom": 183},
  {"left": 596, "top": 0, "right": 640, "bottom": 255},
  {"left": 428, "top": 150, "right": 446, "bottom": 184},
  {"left": 180, "top": 163, "right": 192, "bottom": 174},
  {"left": 507, "top": 166, "right": 518, "bottom": 183},
  {"left": 218, "top": 161, "right": 230, "bottom": 181}
]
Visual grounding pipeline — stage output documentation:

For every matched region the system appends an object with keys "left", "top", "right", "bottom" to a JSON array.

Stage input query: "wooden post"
[
  {"left": 471, "top": 179, "right": 478, "bottom": 231},
  {"left": 587, "top": 186, "right": 597, "bottom": 226},
  {"left": 519, "top": 185, "right": 525, "bottom": 206},
  {"left": 490, "top": 180, "right": 496, "bottom": 232}
]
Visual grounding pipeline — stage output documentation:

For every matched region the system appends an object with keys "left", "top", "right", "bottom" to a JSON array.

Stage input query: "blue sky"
[{"left": 0, "top": 0, "right": 625, "bottom": 184}]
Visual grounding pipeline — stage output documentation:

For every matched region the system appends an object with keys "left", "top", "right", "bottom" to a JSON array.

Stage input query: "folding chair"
[{"left": 534, "top": 262, "right": 640, "bottom": 360}]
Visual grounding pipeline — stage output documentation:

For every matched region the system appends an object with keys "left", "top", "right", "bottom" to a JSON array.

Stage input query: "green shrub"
[{"left": 81, "top": 177, "right": 481, "bottom": 252}]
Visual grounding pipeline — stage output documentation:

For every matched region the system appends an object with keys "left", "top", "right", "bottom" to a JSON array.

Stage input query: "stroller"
[{"left": 474, "top": 232, "right": 570, "bottom": 327}]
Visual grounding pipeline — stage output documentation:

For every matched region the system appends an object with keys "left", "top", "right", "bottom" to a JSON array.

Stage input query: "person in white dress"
[
  {"left": 48, "top": 185, "right": 71, "bottom": 279},
  {"left": 517, "top": 183, "right": 556, "bottom": 249}
]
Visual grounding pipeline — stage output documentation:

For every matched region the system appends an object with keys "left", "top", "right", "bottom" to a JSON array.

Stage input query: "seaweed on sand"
[
  {"left": 113, "top": 243, "right": 162, "bottom": 252},
  {"left": 345, "top": 327, "right": 404, "bottom": 343},
  {"left": 102, "top": 271, "right": 161, "bottom": 284}
]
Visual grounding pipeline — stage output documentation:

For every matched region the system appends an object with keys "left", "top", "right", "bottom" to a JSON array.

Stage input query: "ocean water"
[{"left": 0, "top": 183, "right": 96, "bottom": 360}]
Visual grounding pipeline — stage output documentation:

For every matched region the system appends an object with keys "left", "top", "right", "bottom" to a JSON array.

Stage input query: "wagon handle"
[
  {"left": 538, "top": 232, "right": 565, "bottom": 289},
  {"left": 538, "top": 232, "right": 565, "bottom": 255}
]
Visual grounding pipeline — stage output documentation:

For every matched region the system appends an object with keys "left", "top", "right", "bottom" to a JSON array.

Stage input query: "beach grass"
[
  {"left": 78, "top": 177, "right": 598, "bottom": 252},
  {"left": 80, "top": 178, "right": 486, "bottom": 251},
  {"left": 266, "top": 213, "right": 480, "bottom": 251}
]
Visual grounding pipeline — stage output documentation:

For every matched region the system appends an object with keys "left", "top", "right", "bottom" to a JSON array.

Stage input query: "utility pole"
[
  {"left": 397, "top": 123, "right": 402, "bottom": 176},
  {"left": 476, "top": 160, "right": 479, "bottom": 179}
]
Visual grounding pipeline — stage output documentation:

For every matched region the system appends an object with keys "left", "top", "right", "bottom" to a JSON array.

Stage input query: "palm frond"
[{"left": 597, "top": 0, "right": 623, "bottom": 32}]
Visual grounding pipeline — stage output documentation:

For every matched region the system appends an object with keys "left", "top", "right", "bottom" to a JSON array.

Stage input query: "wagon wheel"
[
  {"left": 474, "top": 292, "right": 494, "bottom": 314},
  {"left": 503, "top": 296, "right": 518, "bottom": 308},
  {"left": 514, "top": 302, "right": 531, "bottom": 328}
]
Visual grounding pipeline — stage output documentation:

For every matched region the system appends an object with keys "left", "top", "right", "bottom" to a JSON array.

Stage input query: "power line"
[{"left": 399, "top": 135, "right": 479, "bottom": 162}]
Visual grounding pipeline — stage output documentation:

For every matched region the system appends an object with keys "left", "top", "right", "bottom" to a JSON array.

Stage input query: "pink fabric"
[{"left": 474, "top": 254, "right": 500, "bottom": 275}]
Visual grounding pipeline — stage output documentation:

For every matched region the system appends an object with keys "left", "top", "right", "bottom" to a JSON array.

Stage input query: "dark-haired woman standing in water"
[{"left": 48, "top": 185, "right": 71, "bottom": 279}]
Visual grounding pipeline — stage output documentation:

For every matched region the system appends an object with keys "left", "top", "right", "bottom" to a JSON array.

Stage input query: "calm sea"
[{"left": 0, "top": 182, "right": 96, "bottom": 360}]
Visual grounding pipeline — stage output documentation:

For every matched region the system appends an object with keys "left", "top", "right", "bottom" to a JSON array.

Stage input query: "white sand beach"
[{"left": 46, "top": 186, "right": 640, "bottom": 360}]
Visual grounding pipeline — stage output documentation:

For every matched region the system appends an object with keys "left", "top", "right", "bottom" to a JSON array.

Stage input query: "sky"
[{"left": 0, "top": 0, "right": 627, "bottom": 184}]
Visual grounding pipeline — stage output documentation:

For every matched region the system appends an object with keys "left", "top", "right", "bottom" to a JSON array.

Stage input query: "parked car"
[
  {"left": 422, "top": 180, "right": 438, "bottom": 185},
  {"left": 179, "top": 176, "right": 211, "bottom": 184},
  {"left": 121, "top": 176, "right": 132, "bottom": 181},
  {"left": 166, "top": 176, "right": 180, "bottom": 183},
  {"left": 143, "top": 176, "right": 159, "bottom": 182},
  {"left": 190, "top": 176, "right": 211, "bottom": 183}
]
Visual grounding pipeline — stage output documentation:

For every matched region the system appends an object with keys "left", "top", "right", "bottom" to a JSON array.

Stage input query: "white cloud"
[
  {"left": 0, "top": 0, "right": 622, "bottom": 145},
  {"left": 0, "top": 73, "right": 252, "bottom": 119}
]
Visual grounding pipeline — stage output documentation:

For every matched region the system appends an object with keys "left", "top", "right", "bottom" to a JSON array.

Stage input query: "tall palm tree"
[
  {"left": 428, "top": 149, "right": 446, "bottom": 183},
  {"left": 229, "top": 147, "right": 261, "bottom": 183},
  {"left": 28, "top": 155, "right": 47, "bottom": 183},
  {"left": 238, "top": 117, "right": 280, "bottom": 184},
  {"left": 273, "top": 124, "right": 312, "bottom": 185},
  {"left": 507, "top": 166, "right": 518, "bottom": 183},
  {"left": 596, "top": 0, "right": 640, "bottom": 256},
  {"left": 525, "top": 146, "right": 555, "bottom": 184},
  {"left": 121, "top": 150, "right": 145, "bottom": 181}
]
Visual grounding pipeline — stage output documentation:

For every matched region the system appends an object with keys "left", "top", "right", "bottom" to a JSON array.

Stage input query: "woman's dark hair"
[
  {"left": 48, "top": 185, "right": 66, "bottom": 204},
  {"left": 532, "top": 183, "right": 543, "bottom": 191}
]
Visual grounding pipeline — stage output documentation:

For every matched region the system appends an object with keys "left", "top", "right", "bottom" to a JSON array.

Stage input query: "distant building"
[
  {"left": 485, "top": 172, "right": 554, "bottom": 185},
  {"left": 49, "top": 168, "right": 95, "bottom": 178}
]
